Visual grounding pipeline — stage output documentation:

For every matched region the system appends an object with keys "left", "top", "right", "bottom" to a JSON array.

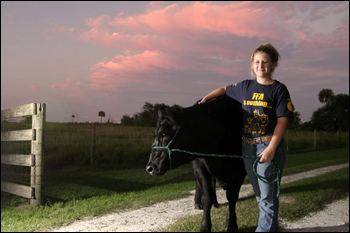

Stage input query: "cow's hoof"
[
  {"left": 226, "top": 226, "right": 239, "bottom": 232},
  {"left": 195, "top": 204, "right": 203, "bottom": 209},
  {"left": 213, "top": 202, "right": 220, "bottom": 208}
]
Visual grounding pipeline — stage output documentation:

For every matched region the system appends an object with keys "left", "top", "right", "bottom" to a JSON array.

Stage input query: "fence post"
[
  {"left": 314, "top": 129, "right": 317, "bottom": 149},
  {"left": 31, "top": 103, "right": 45, "bottom": 205},
  {"left": 91, "top": 123, "right": 95, "bottom": 166}
]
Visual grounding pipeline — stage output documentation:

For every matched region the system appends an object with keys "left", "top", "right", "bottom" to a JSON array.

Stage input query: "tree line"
[
  {"left": 305, "top": 89, "right": 348, "bottom": 131},
  {"left": 120, "top": 102, "right": 182, "bottom": 127},
  {"left": 120, "top": 89, "right": 349, "bottom": 131}
]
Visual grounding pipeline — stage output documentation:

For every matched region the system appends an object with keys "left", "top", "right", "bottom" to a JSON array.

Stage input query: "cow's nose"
[{"left": 146, "top": 165, "right": 153, "bottom": 174}]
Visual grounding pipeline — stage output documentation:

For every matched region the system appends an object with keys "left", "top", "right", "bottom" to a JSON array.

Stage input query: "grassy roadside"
[
  {"left": 163, "top": 167, "right": 349, "bottom": 232},
  {"left": 1, "top": 148, "right": 349, "bottom": 232}
]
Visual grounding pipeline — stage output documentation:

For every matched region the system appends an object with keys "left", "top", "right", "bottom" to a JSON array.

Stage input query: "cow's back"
[{"left": 183, "top": 95, "right": 245, "bottom": 189}]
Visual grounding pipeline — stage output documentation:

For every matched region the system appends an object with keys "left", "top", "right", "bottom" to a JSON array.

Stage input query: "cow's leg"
[
  {"left": 200, "top": 189, "right": 215, "bottom": 231},
  {"left": 225, "top": 173, "right": 246, "bottom": 232},
  {"left": 193, "top": 160, "right": 203, "bottom": 209},
  {"left": 194, "top": 178, "right": 202, "bottom": 209},
  {"left": 199, "top": 169, "right": 215, "bottom": 231},
  {"left": 212, "top": 177, "right": 219, "bottom": 208},
  {"left": 196, "top": 176, "right": 218, "bottom": 210}
]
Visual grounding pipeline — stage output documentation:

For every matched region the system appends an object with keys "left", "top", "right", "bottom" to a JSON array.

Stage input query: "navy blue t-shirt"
[{"left": 226, "top": 79, "right": 294, "bottom": 138}]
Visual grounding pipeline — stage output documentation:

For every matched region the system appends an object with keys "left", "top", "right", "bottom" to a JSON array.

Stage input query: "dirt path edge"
[{"left": 52, "top": 163, "right": 349, "bottom": 232}]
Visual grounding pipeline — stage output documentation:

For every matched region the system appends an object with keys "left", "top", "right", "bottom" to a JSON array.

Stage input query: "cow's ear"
[
  {"left": 171, "top": 107, "right": 183, "bottom": 115},
  {"left": 169, "top": 107, "right": 184, "bottom": 124},
  {"left": 164, "top": 107, "right": 182, "bottom": 118},
  {"left": 158, "top": 105, "right": 170, "bottom": 118}
]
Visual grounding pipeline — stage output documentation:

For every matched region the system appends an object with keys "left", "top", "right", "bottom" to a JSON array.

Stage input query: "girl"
[{"left": 199, "top": 43, "right": 294, "bottom": 232}]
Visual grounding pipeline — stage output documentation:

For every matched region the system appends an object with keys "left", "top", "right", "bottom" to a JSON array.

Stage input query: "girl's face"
[{"left": 252, "top": 52, "right": 276, "bottom": 79}]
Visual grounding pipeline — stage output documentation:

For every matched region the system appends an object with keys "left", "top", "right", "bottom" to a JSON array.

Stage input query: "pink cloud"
[
  {"left": 300, "top": 27, "right": 349, "bottom": 49},
  {"left": 133, "top": 2, "right": 286, "bottom": 39},
  {"left": 51, "top": 78, "right": 81, "bottom": 90},
  {"left": 72, "top": 2, "right": 348, "bottom": 92},
  {"left": 50, "top": 78, "right": 87, "bottom": 100},
  {"left": 77, "top": 2, "right": 348, "bottom": 59},
  {"left": 53, "top": 25, "right": 65, "bottom": 33},
  {"left": 29, "top": 85, "right": 38, "bottom": 91},
  {"left": 89, "top": 50, "right": 190, "bottom": 91},
  {"left": 89, "top": 2, "right": 291, "bottom": 43}
]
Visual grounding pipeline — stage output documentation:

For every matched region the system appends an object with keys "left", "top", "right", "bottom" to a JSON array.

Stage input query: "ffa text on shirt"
[{"left": 244, "top": 93, "right": 271, "bottom": 108}]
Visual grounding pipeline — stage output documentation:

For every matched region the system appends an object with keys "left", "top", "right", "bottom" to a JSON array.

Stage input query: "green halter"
[{"left": 152, "top": 126, "right": 281, "bottom": 197}]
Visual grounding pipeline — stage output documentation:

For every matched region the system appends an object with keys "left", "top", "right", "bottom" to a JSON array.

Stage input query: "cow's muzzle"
[
  {"left": 146, "top": 163, "right": 163, "bottom": 176},
  {"left": 146, "top": 165, "right": 154, "bottom": 174}
]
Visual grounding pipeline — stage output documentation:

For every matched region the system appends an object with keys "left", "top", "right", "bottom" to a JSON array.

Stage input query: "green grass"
[
  {"left": 285, "top": 130, "right": 349, "bottom": 151},
  {"left": 1, "top": 148, "right": 349, "bottom": 232},
  {"left": 162, "top": 167, "right": 349, "bottom": 232},
  {"left": 1, "top": 163, "right": 196, "bottom": 232},
  {"left": 2, "top": 123, "right": 348, "bottom": 171},
  {"left": 43, "top": 124, "right": 155, "bottom": 169},
  {"left": 283, "top": 148, "right": 349, "bottom": 175}
]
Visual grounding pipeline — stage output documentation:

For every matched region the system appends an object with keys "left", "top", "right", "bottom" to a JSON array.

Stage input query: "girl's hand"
[
  {"left": 198, "top": 98, "right": 206, "bottom": 105},
  {"left": 258, "top": 147, "right": 276, "bottom": 163}
]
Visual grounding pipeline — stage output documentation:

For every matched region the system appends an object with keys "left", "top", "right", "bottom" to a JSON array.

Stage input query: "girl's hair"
[{"left": 250, "top": 43, "right": 280, "bottom": 78}]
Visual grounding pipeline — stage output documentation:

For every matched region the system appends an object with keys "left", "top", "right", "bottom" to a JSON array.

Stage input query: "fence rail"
[
  {"left": 1, "top": 129, "right": 35, "bottom": 141},
  {"left": 1, "top": 103, "right": 45, "bottom": 205}
]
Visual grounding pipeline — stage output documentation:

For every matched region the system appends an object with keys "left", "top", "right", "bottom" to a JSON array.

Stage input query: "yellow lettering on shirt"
[
  {"left": 244, "top": 93, "right": 271, "bottom": 108},
  {"left": 252, "top": 93, "right": 264, "bottom": 100}
]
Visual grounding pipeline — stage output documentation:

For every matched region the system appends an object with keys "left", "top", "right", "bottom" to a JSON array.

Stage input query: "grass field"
[
  {"left": 1, "top": 122, "right": 349, "bottom": 170},
  {"left": 1, "top": 147, "right": 349, "bottom": 232}
]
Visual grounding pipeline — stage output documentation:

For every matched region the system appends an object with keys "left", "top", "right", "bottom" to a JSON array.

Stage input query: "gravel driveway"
[{"left": 52, "top": 163, "right": 349, "bottom": 232}]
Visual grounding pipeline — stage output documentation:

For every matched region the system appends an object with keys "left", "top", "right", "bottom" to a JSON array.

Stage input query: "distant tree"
[
  {"left": 120, "top": 102, "right": 182, "bottom": 127},
  {"left": 318, "top": 88, "right": 334, "bottom": 105},
  {"left": 98, "top": 111, "right": 105, "bottom": 123},
  {"left": 71, "top": 115, "right": 75, "bottom": 123},
  {"left": 288, "top": 111, "right": 301, "bottom": 128},
  {"left": 312, "top": 93, "right": 349, "bottom": 131},
  {"left": 120, "top": 115, "right": 133, "bottom": 126},
  {"left": 300, "top": 121, "right": 314, "bottom": 131},
  {"left": 139, "top": 102, "right": 167, "bottom": 126},
  {"left": 331, "top": 94, "right": 349, "bottom": 131}
]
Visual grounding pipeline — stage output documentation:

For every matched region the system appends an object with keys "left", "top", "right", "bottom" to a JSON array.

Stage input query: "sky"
[{"left": 1, "top": 1, "right": 349, "bottom": 123}]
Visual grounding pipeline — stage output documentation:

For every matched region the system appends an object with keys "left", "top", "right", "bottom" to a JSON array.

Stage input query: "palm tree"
[
  {"left": 71, "top": 115, "right": 75, "bottom": 123},
  {"left": 98, "top": 111, "right": 105, "bottom": 123}
]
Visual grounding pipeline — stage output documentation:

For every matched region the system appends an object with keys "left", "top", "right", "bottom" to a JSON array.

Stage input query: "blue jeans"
[{"left": 242, "top": 138, "right": 286, "bottom": 232}]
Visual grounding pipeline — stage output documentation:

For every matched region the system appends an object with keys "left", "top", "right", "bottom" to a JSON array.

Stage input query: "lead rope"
[{"left": 152, "top": 127, "right": 281, "bottom": 197}]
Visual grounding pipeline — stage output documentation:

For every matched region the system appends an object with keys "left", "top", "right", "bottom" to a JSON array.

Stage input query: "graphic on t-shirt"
[
  {"left": 245, "top": 109, "right": 269, "bottom": 134},
  {"left": 287, "top": 98, "right": 294, "bottom": 112},
  {"left": 226, "top": 80, "right": 293, "bottom": 137},
  {"left": 244, "top": 93, "right": 271, "bottom": 108}
]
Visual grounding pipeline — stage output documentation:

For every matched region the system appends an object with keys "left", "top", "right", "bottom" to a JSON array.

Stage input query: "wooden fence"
[{"left": 1, "top": 103, "right": 45, "bottom": 205}]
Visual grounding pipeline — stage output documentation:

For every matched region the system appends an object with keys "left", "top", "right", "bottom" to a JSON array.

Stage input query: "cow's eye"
[{"left": 162, "top": 133, "right": 166, "bottom": 137}]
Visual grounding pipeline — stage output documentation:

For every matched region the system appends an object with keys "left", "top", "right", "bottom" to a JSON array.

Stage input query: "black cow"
[
  {"left": 193, "top": 158, "right": 219, "bottom": 209},
  {"left": 146, "top": 95, "right": 246, "bottom": 232},
  {"left": 192, "top": 101, "right": 219, "bottom": 211}
]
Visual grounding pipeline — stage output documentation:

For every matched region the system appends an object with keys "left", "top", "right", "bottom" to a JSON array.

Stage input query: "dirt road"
[{"left": 52, "top": 163, "right": 349, "bottom": 232}]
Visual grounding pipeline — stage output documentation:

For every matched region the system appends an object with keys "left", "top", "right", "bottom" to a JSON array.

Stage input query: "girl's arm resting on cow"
[
  {"left": 258, "top": 117, "right": 289, "bottom": 163},
  {"left": 198, "top": 86, "right": 227, "bottom": 104}
]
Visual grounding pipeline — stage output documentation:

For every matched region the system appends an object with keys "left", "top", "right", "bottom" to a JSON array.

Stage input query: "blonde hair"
[{"left": 250, "top": 43, "right": 280, "bottom": 78}]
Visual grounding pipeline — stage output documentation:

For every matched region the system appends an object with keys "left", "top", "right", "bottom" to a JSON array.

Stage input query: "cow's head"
[{"left": 146, "top": 106, "right": 194, "bottom": 175}]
